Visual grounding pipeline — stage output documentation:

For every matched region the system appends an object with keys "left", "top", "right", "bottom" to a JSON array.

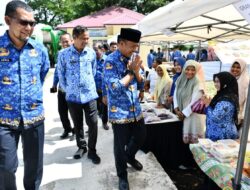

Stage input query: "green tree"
[{"left": 25, "top": 0, "right": 173, "bottom": 27}]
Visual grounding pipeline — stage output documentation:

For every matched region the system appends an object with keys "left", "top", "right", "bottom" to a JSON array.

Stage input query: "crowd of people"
[
  {"left": 0, "top": 1, "right": 249, "bottom": 190},
  {"left": 147, "top": 45, "right": 218, "bottom": 66}
]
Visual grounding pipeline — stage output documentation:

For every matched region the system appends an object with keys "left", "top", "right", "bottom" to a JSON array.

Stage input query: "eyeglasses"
[{"left": 11, "top": 17, "right": 36, "bottom": 27}]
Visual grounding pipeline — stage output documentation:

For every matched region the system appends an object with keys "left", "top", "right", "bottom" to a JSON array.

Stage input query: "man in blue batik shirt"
[
  {"left": 94, "top": 45, "right": 109, "bottom": 130},
  {"left": 51, "top": 33, "right": 74, "bottom": 139},
  {"left": 0, "top": 1, "right": 50, "bottom": 190},
  {"left": 186, "top": 47, "right": 195, "bottom": 60},
  {"left": 57, "top": 25, "right": 101, "bottom": 164},
  {"left": 147, "top": 49, "right": 154, "bottom": 69},
  {"left": 103, "top": 28, "right": 146, "bottom": 190},
  {"left": 171, "top": 46, "right": 182, "bottom": 61}
]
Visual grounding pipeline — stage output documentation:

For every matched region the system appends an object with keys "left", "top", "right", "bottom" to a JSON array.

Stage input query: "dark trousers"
[
  {"left": 0, "top": 122, "right": 44, "bottom": 190},
  {"left": 67, "top": 100, "right": 98, "bottom": 153},
  {"left": 112, "top": 119, "right": 146, "bottom": 178},
  {"left": 58, "top": 90, "right": 72, "bottom": 132},
  {"left": 97, "top": 91, "right": 108, "bottom": 124}
]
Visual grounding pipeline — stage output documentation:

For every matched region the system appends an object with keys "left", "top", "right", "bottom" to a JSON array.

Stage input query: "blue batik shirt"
[
  {"left": 171, "top": 50, "right": 182, "bottom": 61},
  {"left": 53, "top": 50, "right": 64, "bottom": 92},
  {"left": 147, "top": 53, "right": 154, "bottom": 68},
  {"left": 52, "top": 64, "right": 61, "bottom": 89},
  {"left": 95, "top": 54, "right": 107, "bottom": 92},
  {"left": 205, "top": 101, "right": 238, "bottom": 141},
  {"left": 103, "top": 50, "right": 144, "bottom": 124},
  {"left": 0, "top": 32, "right": 50, "bottom": 129},
  {"left": 186, "top": 53, "right": 195, "bottom": 60},
  {"left": 57, "top": 45, "right": 98, "bottom": 104}
]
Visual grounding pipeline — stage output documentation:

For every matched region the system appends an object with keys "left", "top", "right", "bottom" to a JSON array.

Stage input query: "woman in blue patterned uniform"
[{"left": 203, "top": 72, "right": 239, "bottom": 141}]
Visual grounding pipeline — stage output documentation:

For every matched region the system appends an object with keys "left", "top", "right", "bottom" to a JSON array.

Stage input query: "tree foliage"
[{"left": 25, "top": 0, "right": 174, "bottom": 27}]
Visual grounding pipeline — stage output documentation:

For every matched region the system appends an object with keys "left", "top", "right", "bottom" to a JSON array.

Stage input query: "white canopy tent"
[
  {"left": 136, "top": 0, "right": 250, "bottom": 42},
  {"left": 135, "top": 1, "right": 250, "bottom": 189}
]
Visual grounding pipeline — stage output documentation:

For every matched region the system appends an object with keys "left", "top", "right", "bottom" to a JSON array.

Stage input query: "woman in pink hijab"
[{"left": 230, "top": 59, "right": 250, "bottom": 129}]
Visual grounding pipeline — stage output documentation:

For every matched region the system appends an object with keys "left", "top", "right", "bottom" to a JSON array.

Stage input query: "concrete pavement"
[{"left": 15, "top": 69, "right": 176, "bottom": 190}]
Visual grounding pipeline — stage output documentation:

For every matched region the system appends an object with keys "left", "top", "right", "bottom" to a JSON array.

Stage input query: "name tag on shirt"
[{"left": 0, "top": 58, "right": 12, "bottom": 62}]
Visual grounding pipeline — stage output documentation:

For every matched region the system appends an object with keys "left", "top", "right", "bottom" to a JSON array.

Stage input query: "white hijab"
[{"left": 232, "top": 59, "right": 250, "bottom": 120}]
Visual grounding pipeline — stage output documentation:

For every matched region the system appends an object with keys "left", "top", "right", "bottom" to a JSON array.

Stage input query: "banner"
[
  {"left": 213, "top": 40, "right": 250, "bottom": 64},
  {"left": 234, "top": 0, "right": 250, "bottom": 24}
]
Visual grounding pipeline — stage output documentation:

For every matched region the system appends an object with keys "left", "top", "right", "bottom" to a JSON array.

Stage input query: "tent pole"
[
  {"left": 219, "top": 61, "right": 222, "bottom": 72},
  {"left": 233, "top": 82, "right": 250, "bottom": 190},
  {"left": 168, "top": 42, "right": 170, "bottom": 62},
  {"left": 198, "top": 40, "right": 201, "bottom": 62}
]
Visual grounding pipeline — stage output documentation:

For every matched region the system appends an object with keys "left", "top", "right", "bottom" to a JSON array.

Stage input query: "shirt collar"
[
  {"left": 71, "top": 44, "right": 87, "bottom": 55},
  {"left": 117, "top": 50, "right": 130, "bottom": 64},
  {"left": 2, "top": 31, "right": 35, "bottom": 49}
]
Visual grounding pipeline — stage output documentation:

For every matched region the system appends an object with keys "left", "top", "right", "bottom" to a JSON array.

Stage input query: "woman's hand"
[
  {"left": 174, "top": 107, "right": 185, "bottom": 120},
  {"left": 177, "top": 111, "right": 185, "bottom": 121},
  {"left": 201, "top": 95, "right": 211, "bottom": 107},
  {"left": 166, "top": 96, "right": 173, "bottom": 104},
  {"left": 174, "top": 107, "right": 179, "bottom": 114},
  {"left": 139, "top": 91, "right": 144, "bottom": 102},
  {"left": 156, "top": 104, "right": 164, "bottom": 109}
]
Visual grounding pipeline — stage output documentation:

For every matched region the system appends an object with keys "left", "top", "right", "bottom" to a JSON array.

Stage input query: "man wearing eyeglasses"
[{"left": 0, "top": 1, "right": 49, "bottom": 190}]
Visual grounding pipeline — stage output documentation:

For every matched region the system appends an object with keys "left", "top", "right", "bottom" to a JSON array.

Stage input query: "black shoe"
[
  {"left": 127, "top": 158, "right": 143, "bottom": 171},
  {"left": 60, "top": 131, "right": 70, "bottom": 139},
  {"left": 102, "top": 123, "right": 109, "bottom": 130},
  {"left": 87, "top": 152, "right": 101, "bottom": 164},
  {"left": 69, "top": 133, "right": 75, "bottom": 141},
  {"left": 73, "top": 147, "right": 87, "bottom": 159},
  {"left": 119, "top": 177, "right": 129, "bottom": 190}
]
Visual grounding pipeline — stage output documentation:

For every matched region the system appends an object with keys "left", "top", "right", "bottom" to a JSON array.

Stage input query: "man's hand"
[
  {"left": 50, "top": 86, "right": 57, "bottom": 93},
  {"left": 102, "top": 96, "right": 107, "bottom": 105},
  {"left": 128, "top": 54, "right": 142, "bottom": 74}
]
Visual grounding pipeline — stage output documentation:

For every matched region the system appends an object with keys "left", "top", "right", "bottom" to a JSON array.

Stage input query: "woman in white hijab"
[
  {"left": 173, "top": 60, "right": 205, "bottom": 144},
  {"left": 230, "top": 59, "right": 249, "bottom": 128},
  {"left": 154, "top": 64, "right": 172, "bottom": 108}
]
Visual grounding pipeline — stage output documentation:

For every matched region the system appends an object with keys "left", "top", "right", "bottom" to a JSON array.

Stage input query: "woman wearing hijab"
[
  {"left": 173, "top": 60, "right": 205, "bottom": 144},
  {"left": 203, "top": 72, "right": 239, "bottom": 141},
  {"left": 230, "top": 59, "right": 249, "bottom": 129},
  {"left": 154, "top": 64, "right": 172, "bottom": 108},
  {"left": 167, "top": 57, "right": 186, "bottom": 106}
]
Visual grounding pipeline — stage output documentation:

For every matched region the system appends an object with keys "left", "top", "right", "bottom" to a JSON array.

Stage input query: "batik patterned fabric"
[
  {"left": 190, "top": 144, "right": 250, "bottom": 190},
  {"left": 94, "top": 54, "right": 107, "bottom": 92},
  {"left": 103, "top": 50, "right": 144, "bottom": 124},
  {"left": 0, "top": 32, "right": 50, "bottom": 129},
  {"left": 205, "top": 101, "right": 238, "bottom": 141},
  {"left": 57, "top": 45, "right": 98, "bottom": 104}
]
